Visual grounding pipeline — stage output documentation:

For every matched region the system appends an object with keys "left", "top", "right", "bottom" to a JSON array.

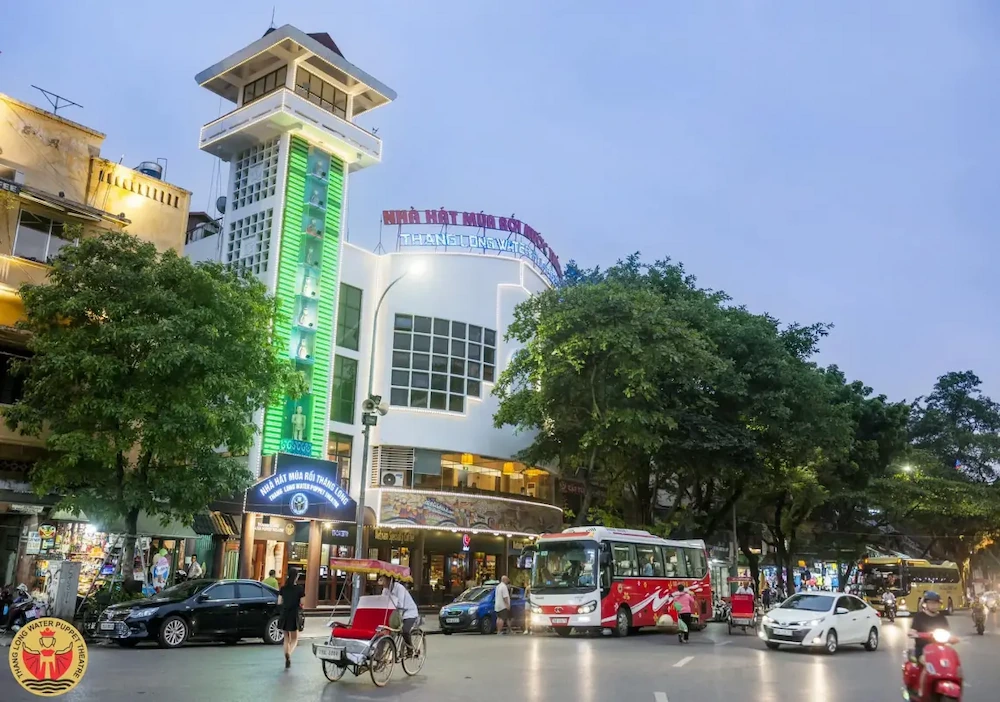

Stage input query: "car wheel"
[
  {"left": 157, "top": 616, "right": 189, "bottom": 649},
  {"left": 613, "top": 607, "right": 632, "bottom": 637},
  {"left": 765, "top": 641, "right": 780, "bottom": 650},
  {"left": 824, "top": 630, "right": 838, "bottom": 655},
  {"left": 864, "top": 627, "right": 879, "bottom": 651},
  {"left": 554, "top": 628, "right": 572, "bottom": 638},
  {"left": 116, "top": 640, "right": 140, "bottom": 648},
  {"left": 264, "top": 615, "right": 283, "bottom": 645},
  {"left": 480, "top": 616, "right": 495, "bottom": 635}
]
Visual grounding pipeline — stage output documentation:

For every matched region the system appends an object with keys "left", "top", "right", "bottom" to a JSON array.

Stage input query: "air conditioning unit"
[{"left": 381, "top": 471, "right": 405, "bottom": 487}]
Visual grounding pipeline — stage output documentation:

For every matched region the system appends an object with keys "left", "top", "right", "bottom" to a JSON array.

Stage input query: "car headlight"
[
  {"left": 130, "top": 607, "right": 159, "bottom": 619},
  {"left": 761, "top": 615, "right": 772, "bottom": 624},
  {"left": 577, "top": 601, "right": 598, "bottom": 614},
  {"left": 530, "top": 603, "right": 542, "bottom": 614},
  {"left": 806, "top": 618, "right": 824, "bottom": 627}
]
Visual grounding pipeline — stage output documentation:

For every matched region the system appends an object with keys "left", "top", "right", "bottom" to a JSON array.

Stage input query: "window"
[
  {"left": 835, "top": 596, "right": 852, "bottom": 613},
  {"left": 237, "top": 582, "right": 266, "bottom": 599},
  {"left": 294, "top": 68, "right": 348, "bottom": 119},
  {"left": 231, "top": 138, "right": 279, "bottom": 211},
  {"left": 635, "top": 544, "right": 663, "bottom": 577},
  {"left": 225, "top": 209, "right": 273, "bottom": 275},
  {"left": 389, "top": 313, "right": 497, "bottom": 413},
  {"left": 611, "top": 543, "right": 637, "bottom": 577},
  {"left": 662, "top": 546, "right": 683, "bottom": 577},
  {"left": 14, "top": 211, "right": 70, "bottom": 263},
  {"left": 205, "top": 583, "right": 237, "bottom": 600},
  {"left": 242, "top": 65, "right": 287, "bottom": 106},
  {"left": 331, "top": 356, "right": 358, "bottom": 424},
  {"left": 327, "top": 432, "right": 353, "bottom": 489},
  {"left": 336, "top": 284, "right": 362, "bottom": 350},
  {"left": 680, "top": 547, "right": 707, "bottom": 579}
]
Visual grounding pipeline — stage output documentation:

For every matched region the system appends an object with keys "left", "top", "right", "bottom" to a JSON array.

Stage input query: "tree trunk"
[
  {"left": 573, "top": 447, "right": 598, "bottom": 527},
  {"left": 121, "top": 506, "right": 141, "bottom": 580}
]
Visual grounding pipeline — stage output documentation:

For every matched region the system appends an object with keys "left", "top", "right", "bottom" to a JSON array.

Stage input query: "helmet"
[
  {"left": 16, "top": 583, "right": 28, "bottom": 593},
  {"left": 923, "top": 591, "right": 942, "bottom": 602}
]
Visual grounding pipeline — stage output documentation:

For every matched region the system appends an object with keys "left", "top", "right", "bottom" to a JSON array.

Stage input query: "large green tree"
[{"left": 4, "top": 232, "right": 299, "bottom": 577}]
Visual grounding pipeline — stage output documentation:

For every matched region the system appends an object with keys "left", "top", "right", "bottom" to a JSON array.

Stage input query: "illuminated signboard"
[
  {"left": 383, "top": 208, "right": 562, "bottom": 286},
  {"left": 246, "top": 453, "right": 356, "bottom": 521}
]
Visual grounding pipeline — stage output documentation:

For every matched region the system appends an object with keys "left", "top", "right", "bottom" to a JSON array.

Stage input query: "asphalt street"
[{"left": 4, "top": 611, "right": 1000, "bottom": 701}]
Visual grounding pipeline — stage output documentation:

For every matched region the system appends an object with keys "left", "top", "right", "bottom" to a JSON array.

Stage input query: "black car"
[{"left": 95, "top": 579, "right": 284, "bottom": 648}]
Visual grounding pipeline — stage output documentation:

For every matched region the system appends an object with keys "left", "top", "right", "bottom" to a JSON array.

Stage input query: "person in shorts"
[{"left": 495, "top": 575, "right": 512, "bottom": 635}]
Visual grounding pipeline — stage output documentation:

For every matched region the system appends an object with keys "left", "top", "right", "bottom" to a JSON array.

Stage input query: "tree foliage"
[{"left": 4, "top": 232, "right": 300, "bottom": 575}]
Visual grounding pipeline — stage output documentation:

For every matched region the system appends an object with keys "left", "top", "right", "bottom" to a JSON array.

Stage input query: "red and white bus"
[{"left": 528, "top": 526, "right": 712, "bottom": 637}]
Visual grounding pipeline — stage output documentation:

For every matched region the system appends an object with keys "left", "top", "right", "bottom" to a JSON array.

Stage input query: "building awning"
[
  {"left": 193, "top": 511, "right": 242, "bottom": 538},
  {"left": 18, "top": 184, "right": 130, "bottom": 225},
  {"left": 47, "top": 508, "right": 198, "bottom": 538}
]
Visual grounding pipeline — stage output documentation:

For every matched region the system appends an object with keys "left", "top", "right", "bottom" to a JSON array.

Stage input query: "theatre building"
[{"left": 189, "top": 25, "right": 565, "bottom": 607}]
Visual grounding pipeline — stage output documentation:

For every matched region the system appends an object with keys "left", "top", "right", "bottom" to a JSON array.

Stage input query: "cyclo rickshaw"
[
  {"left": 726, "top": 576, "right": 757, "bottom": 635},
  {"left": 312, "top": 559, "right": 426, "bottom": 687}
]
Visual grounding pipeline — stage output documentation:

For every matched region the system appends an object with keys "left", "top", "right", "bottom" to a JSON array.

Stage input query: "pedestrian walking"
[
  {"left": 673, "top": 584, "right": 697, "bottom": 644},
  {"left": 277, "top": 569, "right": 304, "bottom": 668},
  {"left": 494, "top": 575, "right": 512, "bottom": 635},
  {"left": 761, "top": 583, "right": 772, "bottom": 610}
]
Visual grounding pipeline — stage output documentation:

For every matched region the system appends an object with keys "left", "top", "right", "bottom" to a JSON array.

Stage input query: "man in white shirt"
[
  {"left": 735, "top": 581, "right": 754, "bottom": 596},
  {"left": 495, "top": 575, "right": 512, "bottom": 635},
  {"left": 379, "top": 575, "right": 419, "bottom": 650},
  {"left": 187, "top": 554, "right": 203, "bottom": 580}
]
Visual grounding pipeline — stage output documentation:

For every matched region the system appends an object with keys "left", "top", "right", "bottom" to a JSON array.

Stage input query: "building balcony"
[
  {"left": 199, "top": 88, "right": 382, "bottom": 170},
  {"left": 0, "top": 405, "right": 47, "bottom": 448}
]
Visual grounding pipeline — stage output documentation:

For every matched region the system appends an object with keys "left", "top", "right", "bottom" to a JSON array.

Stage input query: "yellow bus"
[{"left": 859, "top": 557, "right": 962, "bottom": 615}]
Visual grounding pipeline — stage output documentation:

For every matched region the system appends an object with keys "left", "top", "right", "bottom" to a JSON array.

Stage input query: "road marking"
[
  {"left": 673, "top": 656, "right": 694, "bottom": 668},
  {"left": 654, "top": 693, "right": 669, "bottom": 702},
  {"left": 715, "top": 640, "right": 731, "bottom": 646}
]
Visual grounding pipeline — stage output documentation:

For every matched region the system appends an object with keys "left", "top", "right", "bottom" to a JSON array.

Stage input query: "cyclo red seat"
[{"left": 331, "top": 600, "right": 393, "bottom": 640}]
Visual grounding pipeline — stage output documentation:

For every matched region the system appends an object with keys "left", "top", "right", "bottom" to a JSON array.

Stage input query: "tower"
[{"left": 195, "top": 25, "right": 396, "bottom": 476}]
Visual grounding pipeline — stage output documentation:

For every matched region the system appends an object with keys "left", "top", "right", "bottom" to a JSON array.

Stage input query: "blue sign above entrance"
[{"left": 246, "top": 454, "right": 356, "bottom": 522}]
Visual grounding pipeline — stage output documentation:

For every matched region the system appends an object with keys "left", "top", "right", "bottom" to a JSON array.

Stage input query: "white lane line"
[
  {"left": 715, "top": 640, "right": 731, "bottom": 646},
  {"left": 654, "top": 693, "right": 669, "bottom": 702},
  {"left": 673, "top": 655, "right": 694, "bottom": 668}
]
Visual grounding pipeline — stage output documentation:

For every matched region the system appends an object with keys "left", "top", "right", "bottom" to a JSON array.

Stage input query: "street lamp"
[
  {"left": 901, "top": 465, "right": 913, "bottom": 474},
  {"left": 351, "top": 260, "right": 425, "bottom": 612}
]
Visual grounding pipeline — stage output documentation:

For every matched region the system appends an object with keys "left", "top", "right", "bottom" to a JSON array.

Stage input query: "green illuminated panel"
[{"left": 262, "top": 136, "right": 344, "bottom": 459}]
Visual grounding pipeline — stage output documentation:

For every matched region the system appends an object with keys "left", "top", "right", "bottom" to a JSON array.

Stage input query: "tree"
[
  {"left": 4, "top": 231, "right": 299, "bottom": 577},
  {"left": 909, "top": 371, "right": 1000, "bottom": 482}
]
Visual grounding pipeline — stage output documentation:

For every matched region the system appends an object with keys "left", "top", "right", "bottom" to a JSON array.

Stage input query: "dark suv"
[{"left": 95, "top": 579, "right": 284, "bottom": 648}]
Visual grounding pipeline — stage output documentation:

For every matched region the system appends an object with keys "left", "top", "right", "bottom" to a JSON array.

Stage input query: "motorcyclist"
[
  {"left": 2, "top": 584, "right": 29, "bottom": 630},
  {"left": 881, "top": 588, "right": 896, "bottom": 616},
  {"left": 908, "top": 591, "right": 951, "bottom": 660}
]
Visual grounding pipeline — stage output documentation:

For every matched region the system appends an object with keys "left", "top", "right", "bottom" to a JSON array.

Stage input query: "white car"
[{"left": 759, "top": 592, "right": 881, "bottom": 654}]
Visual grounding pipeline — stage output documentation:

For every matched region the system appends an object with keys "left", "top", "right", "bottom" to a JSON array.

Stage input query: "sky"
[{"left": 2, "top": 2, "right": 998, "bottom": 404}]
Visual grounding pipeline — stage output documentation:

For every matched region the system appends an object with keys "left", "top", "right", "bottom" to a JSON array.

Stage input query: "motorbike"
[
  {"left": 972, "top": 603, "right": 986, "bottom": 635},
  {"left": 883, "top": 600, "right": 896, "bottom": 623},
  {"left": 902, "top": 629, "right": 962, "bottom": 701},
  {"left": 5, "top": 596, "right": 46, "bottom": 633}
]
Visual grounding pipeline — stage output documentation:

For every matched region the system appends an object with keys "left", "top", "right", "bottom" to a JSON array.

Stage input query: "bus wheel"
[
  {"left": 614, "top": 607, "right": 632, "bottom": 638},
  {"left": 947, "top": 598, "right": 954, "bottom": 615}
]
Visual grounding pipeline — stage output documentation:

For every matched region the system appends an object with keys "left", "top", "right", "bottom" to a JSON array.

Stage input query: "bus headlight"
[
  {"left": 530, "top": 603, "right": 542, "bottom": 614},
  {"left": 577, "top": 601, "right": 598, "bottom": 614}
]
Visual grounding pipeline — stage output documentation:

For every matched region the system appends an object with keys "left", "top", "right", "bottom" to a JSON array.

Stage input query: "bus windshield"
[
  {"left": 531, "top": 541, "right": 598, "bottom": 593},
  {"left": 860, "top": 562, "right": 903, "bottom": 596}
]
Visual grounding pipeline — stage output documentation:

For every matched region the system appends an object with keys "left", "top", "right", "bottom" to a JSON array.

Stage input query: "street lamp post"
[{"left": 351, "top": 263, "right": 424, "bottom": 613}]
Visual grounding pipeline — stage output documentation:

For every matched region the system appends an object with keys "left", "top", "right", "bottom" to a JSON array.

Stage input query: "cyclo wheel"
[
  {"left": 322, "top": 660, "right": 347, "bottom": 682},
  {"left": 401, "top": 629, "right": 426, "bottom": 676},
  {"left": 369, "top": 636, "right": 396, "bottom": 688}
]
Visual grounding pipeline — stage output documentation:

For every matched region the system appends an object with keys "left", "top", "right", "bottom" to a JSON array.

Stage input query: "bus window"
[
  {"left": 611, "top": 543, "right": 637, "bottom": 577},
  {"left": 662, "top": 546, "right": 685, "bottom": 577},
  {"left": 635, "top": 544, "right": 664, "bottom": 577},
  {"left": 681, "top": 547, "right": 707, "bottom": 579}
]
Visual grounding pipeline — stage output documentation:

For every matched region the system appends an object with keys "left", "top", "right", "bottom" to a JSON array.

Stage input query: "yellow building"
[{"left": 0, "top": 93, "right": 192, "bottom": 585}]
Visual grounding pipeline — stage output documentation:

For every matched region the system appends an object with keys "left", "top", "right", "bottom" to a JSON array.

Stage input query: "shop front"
[
  {"left": 371, "top": 487, "right": 561, "bottom": 605},
  {"left": 242, "top": 453, "right": 357, "bottom": 608}
]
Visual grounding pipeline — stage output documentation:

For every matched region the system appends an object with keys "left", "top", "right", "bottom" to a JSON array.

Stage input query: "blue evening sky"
[{"left": 2, "top": 2, "right": 997, "bottom": 402}]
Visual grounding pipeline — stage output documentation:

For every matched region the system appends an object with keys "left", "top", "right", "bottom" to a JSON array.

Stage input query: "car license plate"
[
  {"left": 773, "top": 628, "right": 792, "bottom": 636},
  {"left": 446, "top": 617, "right": 460, "bottom": 624},
  {"left": 317, "top": 645, "right": 343, "bottom": 659},
  {"left": 99, "top": 622, "right": 115, "bottom": 631},
  {"left": 551, "top": 617, "right": 569, "bottom": 626}
]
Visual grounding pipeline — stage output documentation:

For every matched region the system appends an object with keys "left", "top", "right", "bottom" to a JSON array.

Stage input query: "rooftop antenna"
[
  {"left": 269, "top": 7, "right": 276, "bottom": 29},
  {"left": 31, "top": 85, "right": 82, "bottom": 116},
  {"left": 374, "top": 218, "right": 387, "bottom": 254}
]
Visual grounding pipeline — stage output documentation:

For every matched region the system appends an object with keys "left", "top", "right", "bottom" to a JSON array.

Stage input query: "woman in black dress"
[{"left": 277, "top": 570, "right": 303, "bottom": 668}]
